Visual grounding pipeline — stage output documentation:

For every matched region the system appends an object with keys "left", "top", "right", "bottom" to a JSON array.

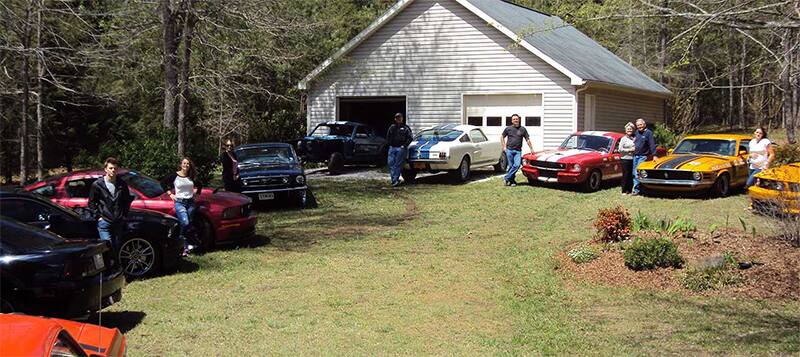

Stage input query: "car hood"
[
  {"left": 302, "top": 135, "right": 348, "bottom": 141},
  {"left": 238, "top": 164, "right": 303, "bottom": 178},
  {"left": 638, "top": 154, "right": 734, "bottom": 171},
  {"left": 524, "top": 147, "right": 604, "bottom": 164},
  {"left": 754, "top": 162, "right": 800, "bottom": 183},
  {"left": 197, "top": 189, "right": 251, "bottom": 207}
]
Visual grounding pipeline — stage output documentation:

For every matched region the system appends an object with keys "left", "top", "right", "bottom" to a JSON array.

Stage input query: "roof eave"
[{"left": 581, "top": 80, "right": 673, "bottom": 98}]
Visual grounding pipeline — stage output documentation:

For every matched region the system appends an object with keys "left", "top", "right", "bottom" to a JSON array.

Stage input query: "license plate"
[
  {"left": 413, "top": 163, "right": 426, "bottom": 170},
  {"left": 93, "top": 254, "right": 105, "bottom": 270},
  {"left": 258, "top": 192, "right": 275, "bottom": 200}
]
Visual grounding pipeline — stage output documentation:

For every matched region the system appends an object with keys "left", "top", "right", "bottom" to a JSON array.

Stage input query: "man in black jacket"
[
  {"left": 386, "top": 113, "right": 413, "bottom": 187},
  {"left": 219, "top": 139, "right": 239, "bottom": 192},
  {"left": 88, "top": 157, "right": 133, "bottom": 256}
]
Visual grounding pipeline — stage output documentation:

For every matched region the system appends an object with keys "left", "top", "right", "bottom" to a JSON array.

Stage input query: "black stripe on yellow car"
[{"left": 656, "top": 155, "right": 700, "bottom": 169}]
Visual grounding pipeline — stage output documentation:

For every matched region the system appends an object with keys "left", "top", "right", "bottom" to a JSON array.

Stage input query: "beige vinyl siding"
[
  {"left": 577, "top": 89, "right": 664, "bottom": 132},
  {"left": 307, "top": 0, "right": 574, "bottom": 148}
]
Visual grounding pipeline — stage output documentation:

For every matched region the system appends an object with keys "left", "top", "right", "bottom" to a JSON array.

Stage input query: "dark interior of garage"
[{"left": 337, "top": 97, "right": 405, "bottom": 137}]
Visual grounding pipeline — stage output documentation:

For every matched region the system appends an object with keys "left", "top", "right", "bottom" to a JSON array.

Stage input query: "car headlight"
[
  {"left": 572, "top": 164, "right": 581, "bottom": 172},
  {"left": 281, "top": 177, "right": 289, "bottom": 184},
  {"left": 296, "top": 175, "right": 305, "bottom": 184},
  {"left": 639, "top": 170, "right": 648, "bottom": 178},
  {"left": 693, "top": 172, "right": 702, "bottom": 181},
  {"left": 222, "top": 207, "right": 239, "bottom": 219}
]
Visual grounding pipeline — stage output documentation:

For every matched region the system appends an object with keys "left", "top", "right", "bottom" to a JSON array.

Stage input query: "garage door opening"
[{"left": 337, "top": 96, "right": 406, "bottom": 137}]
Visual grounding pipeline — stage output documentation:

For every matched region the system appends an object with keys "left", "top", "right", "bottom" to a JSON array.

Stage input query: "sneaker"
[
  {"left": 510, "top": 182, "right": 517, "bottom": 187},
  {"left": 504, "top": 180, "right": 510, "bottom": 186},
  {"left": 391, "top": 181, "right": 400, "bottom": 187},
  {"left": 630, "top": 192, "right": 639, "bottom": 196}
]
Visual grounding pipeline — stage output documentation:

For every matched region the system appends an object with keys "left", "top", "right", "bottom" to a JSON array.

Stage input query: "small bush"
[
  {"left": 623, "top": 237, "right": 684, "bottom": 271},
  {"left": 630, "top": 211, "right": 696, "bottom": 238},
  {"left": 567, "top": 245, "right": 599, "bottom": 264},
  {"left": 681, "top": 253, "right": 741, "bottom": 292},
  {"left": 652, "top": 123, "right": 680, "bottom": 149},
  {"left": 772, "top": 143, "right": 800, "bottom": 167},
  {"left": 593, "top": 206, "right": 631, "bottom": 243}
]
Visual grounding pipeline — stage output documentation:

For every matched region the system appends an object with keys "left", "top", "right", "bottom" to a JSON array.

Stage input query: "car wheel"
[
  {"left": 583, "top": 169, "right": 602, "bottom": 192},
  {"left": 493, "top": 153, "right": 508, "bottom": 173},
  {"left": 450, "top": 156, "right": 471, "bottom": 182},
  {"left": 118, "top": 237, "right": 160, "bottom": 278},
  {"left": 328, "top": 152, "right": 344, "bottom": 175},
  {"left": 401, "top": 168, "right": 417, "bottom": 183},
  {"left": 194, "top": 216, "right": 215, "bottom": 251},
  {"left": 711, "top": 173, "right": 731, "bottom": 197}
]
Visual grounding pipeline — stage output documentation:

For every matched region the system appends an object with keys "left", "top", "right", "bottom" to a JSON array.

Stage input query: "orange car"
[{"left": 0, "top": 313, "right": 125, "bottom": 357}]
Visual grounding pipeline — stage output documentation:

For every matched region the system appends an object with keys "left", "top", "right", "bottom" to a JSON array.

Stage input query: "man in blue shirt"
[{"left": 632, "top": 118, "right": 658, "bottom": 195}]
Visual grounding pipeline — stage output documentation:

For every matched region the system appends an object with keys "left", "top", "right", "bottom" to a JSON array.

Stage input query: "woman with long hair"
[
  {"left": 746, "top": 126, "right": 775, "bottom": 187},
  {"left": 162, "top": 157, "right": 203, "bottom": 256},
  {"left": 618, "top": 122, "right": 637, "bottom": 194}
]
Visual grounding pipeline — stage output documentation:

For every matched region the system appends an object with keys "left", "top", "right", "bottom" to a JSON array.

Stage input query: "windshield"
[
  {"left": 120, "top": 171, "right": 165, "bottom": 198},
  {"left": 1, "top": 217, "right": 63, "bottom": 251},
  {"left": 236, "top": 146, "right": 297, "bottom": 165},
  {"left": 311, "top": 124, "right": 354, "bottom": 137},
  {"left": 560, "top": 134, "right": 613, "bottom": 152},
  {"left": 673, "top": 139, "right": 736, "bottom": 156},
  {"left": 415, "top": 129, "right": 463, "bottom": 142}
]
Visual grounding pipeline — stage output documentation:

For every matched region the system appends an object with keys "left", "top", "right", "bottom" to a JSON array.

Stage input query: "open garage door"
[
  {"left": 338, "top": 96, "right": 406, "bottom": 138},
  {"left": 463, "top": 94, "right": 543, "bottom": 153}
]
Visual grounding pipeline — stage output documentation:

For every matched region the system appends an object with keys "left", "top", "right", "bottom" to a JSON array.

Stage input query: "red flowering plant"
[{"left": 592, "top": 205, "right": 631, "bottom": 243}]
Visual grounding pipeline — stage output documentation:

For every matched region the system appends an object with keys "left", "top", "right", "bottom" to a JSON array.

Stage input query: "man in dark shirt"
[
  {"left": 219, "top": 139, "right": 239, "bottom": 192},
  {"left": 632, "top": 118, "right": 658, "bottom": 195},
  {"left": 501, "top": 114, "right": 534, "bottom": 186},
  {"left": 386, "top": 113, "right": 413, "bottom": 187},
  {"left": 88, "top": 157, "right": 133, "bottom": 258}
]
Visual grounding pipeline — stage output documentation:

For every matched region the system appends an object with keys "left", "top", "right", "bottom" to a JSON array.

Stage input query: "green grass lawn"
[{"left": 104, "top": 174, "right": 800, "bottom": 356}]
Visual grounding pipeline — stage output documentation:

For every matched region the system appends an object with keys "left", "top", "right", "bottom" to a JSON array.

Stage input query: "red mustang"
[
  {"left": 0, "top": 313, "right": 125, "bottom": 357},
  {"left": 521, "top": 131, "right": 625, "bottom": 192},
  {"left": 24, "top": 168, "right": 257, "bottom": 249}
]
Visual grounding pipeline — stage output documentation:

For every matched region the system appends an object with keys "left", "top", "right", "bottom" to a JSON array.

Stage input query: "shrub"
[
  {"left": 652, "top": 123, "right": 680, "bottom": 149},
  {"left": 772, "top": 143, "right": 800, "bottom": 167},
  {"left": 623, "top": 237, "right": 684, "bottom": 271},
  {"left": 630, "top": 211, "right": 696, "bottom": 238},
  {"left": 567, "top": 245, "right": 599, "bottom": 264},
  {"left": 631, "top": 210, "right": 654, "bottom": 232},
  {"left": 681, "top": 253, "right": 741, "bottom": 292},
  {"left": 592, "top": 206, "right": 631, "bottom": 243}
]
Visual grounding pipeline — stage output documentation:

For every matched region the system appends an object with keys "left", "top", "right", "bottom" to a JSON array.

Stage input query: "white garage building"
[{"left": 299, "top": 0, "right": 671, "bottom": 152}]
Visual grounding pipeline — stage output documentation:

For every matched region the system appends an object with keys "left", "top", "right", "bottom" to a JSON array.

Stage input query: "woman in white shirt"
[
  {"left": 161, "top": 158, "right": 203, "bottom": 256},
  {"left": 618, "top": 122, "right": 637, "bottom": 194},
  {"left": 746, "top": 126, "right": 775, "bottom": 187}
]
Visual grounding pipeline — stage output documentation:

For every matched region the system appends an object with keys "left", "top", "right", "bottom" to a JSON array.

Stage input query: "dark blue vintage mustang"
[
  {"left": 296, "top": 121, "right": 388, "bottom": 174},
  {"left": 234, "top": 143, "right": 312, "bottom": 207}
]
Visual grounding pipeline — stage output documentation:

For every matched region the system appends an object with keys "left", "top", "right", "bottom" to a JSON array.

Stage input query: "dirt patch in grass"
[{"left": 560, "top": 230, "right": 800, "bottom": 300}]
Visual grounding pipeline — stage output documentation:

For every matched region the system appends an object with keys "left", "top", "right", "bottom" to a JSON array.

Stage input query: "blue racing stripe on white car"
[{"left": 417, "top": 138, "right": 440, "bottom": 159}]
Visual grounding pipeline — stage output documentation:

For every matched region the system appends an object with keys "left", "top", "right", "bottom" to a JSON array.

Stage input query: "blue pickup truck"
[{"left": 296, "top": 121, "right": 388, "bottom": 175}]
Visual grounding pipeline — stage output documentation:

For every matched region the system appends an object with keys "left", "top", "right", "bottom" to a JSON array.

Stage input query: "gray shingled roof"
[{"left": 465, "top": 0, "right": 671, "bottom": 95}]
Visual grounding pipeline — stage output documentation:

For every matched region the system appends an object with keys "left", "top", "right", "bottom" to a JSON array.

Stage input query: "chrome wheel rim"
[
  {"left": 590, "top": 172, "right": 600, "bottom": 189},
  {"left": 119, "top": 238, "right": 155, "bottom": 277},
  {"left": 460, "top": 159, "right": 469, "bottom": 179}
]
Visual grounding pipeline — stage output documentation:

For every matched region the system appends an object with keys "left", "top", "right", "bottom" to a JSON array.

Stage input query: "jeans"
[
  {"left": 174, "top": 198, "right": 196, "bottom": 248},
  {"left": 632, "top": 155, "right": 648, "bottom": 193},
  {"left": 504, "top": 149, "right": 522, "bottom": 182},
  {"left": 388, "top": 146, "right": 406, "bottom": 184},
  {"left": 621, "top": 159, "right": 634, "bottom": 193},
  {"left": 97, "top": 218, "right": 123, "bottom": 256},
  {"left": 746, "top": 168, "right": 762, "bottom": 187}
]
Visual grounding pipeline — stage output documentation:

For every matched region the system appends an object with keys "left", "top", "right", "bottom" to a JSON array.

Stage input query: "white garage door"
[{"left": 463, "top": 94, "right": 544, "bottom": 153}]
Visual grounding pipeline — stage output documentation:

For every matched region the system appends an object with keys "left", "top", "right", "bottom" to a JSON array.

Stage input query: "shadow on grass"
[
  {"left": 408, "top": 169, "right": 501, "bottom": 186},
  {"left": 87, "top": 310, "right": 146, "bottom": 334},
  {"left": 213, "top": 234, "right": 272, "bottom": 252},
  {"left": 643, "top": 294, "right": 800, "bottom": 353}
]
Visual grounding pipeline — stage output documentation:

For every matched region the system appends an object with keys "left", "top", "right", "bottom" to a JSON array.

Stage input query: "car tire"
[
  {"left": 118, "top": 237, "right": 161, "bottom": 278},
  {"left": 711, "top": 173, "right": 731, "bottom": 197},
  {"left": 328, "top": 152, "right": 344, "bottom": 175},
  {"left": 583, "top": 169, "right": 602, "bottom": 192},
  {"left": 450, "top": 156, "right": 471, "bottom": 182},
  {"left": 493, "top": 152, "right": 508, "bottom": 173},
  {"left": 194, "top": 216, "right": 215, "bottom": 252},
  {"left": 401, "top": 168, "right": 417, "bottom": 183}
]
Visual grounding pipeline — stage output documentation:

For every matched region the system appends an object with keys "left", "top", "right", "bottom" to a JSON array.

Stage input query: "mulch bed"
[{"left": 559, "top": 229, "right": 800, "bottom": 300}]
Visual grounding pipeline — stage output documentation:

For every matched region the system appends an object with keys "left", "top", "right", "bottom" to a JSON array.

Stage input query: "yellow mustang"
[
  {"left": 636, "top": 134, "right": 751, "bottom": 196},
  {"left": 748, "top": 162, "right": 800, "bottom": 214}
]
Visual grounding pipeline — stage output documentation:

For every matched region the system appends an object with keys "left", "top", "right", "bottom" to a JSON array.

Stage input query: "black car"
[
  {"left": 0, "top": 190, "right": 182, "bottom": 278},
  {"left": 297, "top": 121, "right": 388, "bottom": 174},
  {"left": 0, "top": 217, "right": 126, "bottom": 317},
  {"left": 234, "top": 143, "right": 315, "bottom": 208}
]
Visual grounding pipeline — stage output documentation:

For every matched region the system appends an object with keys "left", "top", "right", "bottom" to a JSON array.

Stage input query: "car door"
[
  {"left": 602, "top": 138, "right": 623, "bottom": 180},
  {"left": 353, "top": 126, "right": 380, "bottom": 162},
  {"left": 60, "top": 177, "right": 95, "bottom": 209},
  {"left": 468, "top": 129, "right": 489, "bottom": 165},
  {"left": 734, "top": 139, "right": 750, "bottom": 185}
]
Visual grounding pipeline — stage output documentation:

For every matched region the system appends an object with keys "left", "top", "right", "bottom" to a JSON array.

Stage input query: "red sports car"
[
  {"left": 25, "top": 168, "right": 257, "bottom": 249},
  {"left": 0, "top": 313, "right": 125, "bottom": 357},
  {"left": 521, "top": 131, "right": 625, "bottom": 192}
]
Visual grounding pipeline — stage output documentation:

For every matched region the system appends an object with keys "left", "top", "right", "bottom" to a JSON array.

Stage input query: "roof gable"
[{"left": 299, "top": 0, "right": 671, "bottom": 96}]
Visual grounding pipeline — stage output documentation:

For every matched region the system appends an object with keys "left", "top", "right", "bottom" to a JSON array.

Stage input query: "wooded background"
[{"left": 2, "top": 0, "right": 798, "bottom": 183}]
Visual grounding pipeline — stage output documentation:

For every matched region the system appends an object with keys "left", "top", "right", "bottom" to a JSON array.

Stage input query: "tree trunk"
[
  {"left": 658, "top": 0, "right": 668, "bottom": 126},
  {"left": 161, "top": 0, "right": 180, "bottom": 129},
  {"left": 19, "top": 3, "right": 33, "bottom": 184},
  {"left": 177, "top": 0, "right": 195, "bottom": 158},
  {"left": 35, "top": 0, "right": 44, "bottom": 180},
  {"left": 739, "top": 37, "right": 746, "bottom": 129},
  {"left": 727, "top": 29, "right": 734, "bottom": 129},
  {"left": 783, "top": 29, "right": 795, "bottom": 144}
]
